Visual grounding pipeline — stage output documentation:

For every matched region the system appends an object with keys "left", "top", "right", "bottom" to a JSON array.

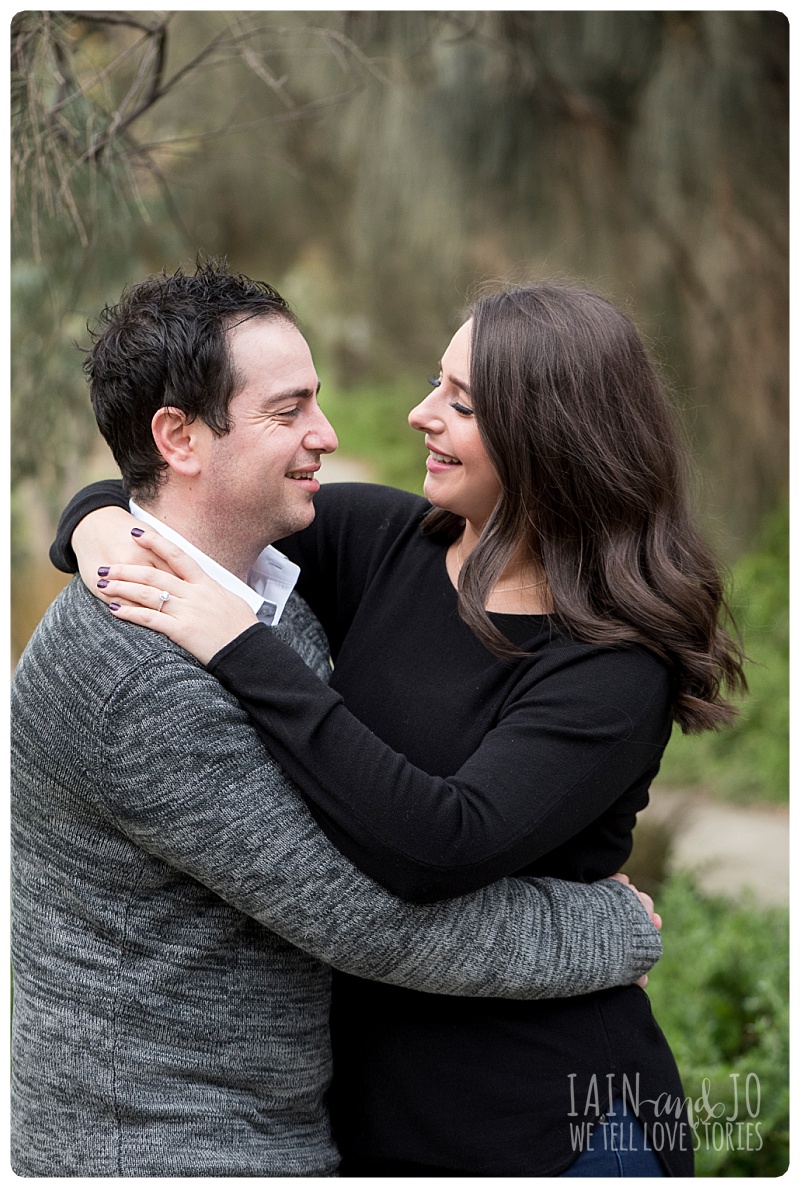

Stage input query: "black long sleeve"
[
  {"left": 213, "top": 485, "right": 672, "bottom": 901},
  {"left": 50, "top": 479, "right": 130, "bottom": 573},
  {"left": 51, "top": 480, "right": 672, "bottom": 902},
  {"left": 208, "top": 614, "right": 670, "bottom": 901}
]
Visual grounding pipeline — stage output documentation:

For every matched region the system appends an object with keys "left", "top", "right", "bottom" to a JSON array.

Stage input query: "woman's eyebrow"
[{"left": 442, "top": 365, "right": 471, "bottom": 396}]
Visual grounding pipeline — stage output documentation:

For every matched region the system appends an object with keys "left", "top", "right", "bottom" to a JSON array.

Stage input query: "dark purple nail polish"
[
  {"left": 97, "top": 579, "right": 109, "bottom": 589},
  {"left": 131, "top": 527, "right": 144, "bottom": 537},
  {"left": 97, "top": 566, "right": 110, "bottom": 577},
  {"left": 109, "top": 603, "right": 121, "bottom": 611}
]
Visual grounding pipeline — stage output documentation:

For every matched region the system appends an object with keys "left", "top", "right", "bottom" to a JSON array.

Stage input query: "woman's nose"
[{"left": 408, "top": 393, "right": 444, "bottom": 433}]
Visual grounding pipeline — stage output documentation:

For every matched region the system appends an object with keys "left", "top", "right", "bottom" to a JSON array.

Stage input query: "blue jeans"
[
  {"left": 561, "top": 1110, "right": 665, "bottom": 1177},
  {"left": 339, "top": 1111, "right": 666, "bottom": 1178}
]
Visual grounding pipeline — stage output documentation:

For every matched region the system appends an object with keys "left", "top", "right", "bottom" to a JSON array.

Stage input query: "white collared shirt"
[{"left": 129, "top": 500, "right": 300, "bottom": 627}]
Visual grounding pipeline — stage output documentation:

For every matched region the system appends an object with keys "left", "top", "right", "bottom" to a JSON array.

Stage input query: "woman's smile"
[
  {"left": 425, "top": 445, "right": 462, "bottom": 470},
  {"left": 409, "top": 320, "right": 502, "bottom": 530}
]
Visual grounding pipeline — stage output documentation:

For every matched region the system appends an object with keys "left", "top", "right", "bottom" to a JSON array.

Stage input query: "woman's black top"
[{"left": 52, "top": 480, "right": 693, "bottom": 1176}]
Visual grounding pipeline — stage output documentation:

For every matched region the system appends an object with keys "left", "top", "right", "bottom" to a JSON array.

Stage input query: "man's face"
[{"left": 198, "top": 317, "right": 338, "bottom": 549}]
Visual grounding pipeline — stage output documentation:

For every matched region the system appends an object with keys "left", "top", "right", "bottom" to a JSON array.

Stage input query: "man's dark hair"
[{"left": 84, "top": 258, "right": 298, "bottom": 500}]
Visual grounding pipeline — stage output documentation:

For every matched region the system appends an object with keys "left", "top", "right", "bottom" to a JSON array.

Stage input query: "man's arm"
[{"left": 98, "top": 648, "right": 660, "bottom": 1000}]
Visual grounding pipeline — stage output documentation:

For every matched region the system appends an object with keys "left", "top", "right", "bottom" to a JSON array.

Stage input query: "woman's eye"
[
  {"left": 427, "top": 375, "right": 442, "bottom": 389},
  {"left": 451, "top": 401, "right": 474, "bottom": 417}
]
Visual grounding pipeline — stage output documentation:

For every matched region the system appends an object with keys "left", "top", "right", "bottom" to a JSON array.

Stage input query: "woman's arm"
[
  {"left": 207, "top": 624, "right": 670, "bottom": 901},
  {"left": 93, "top": 647, "right": 663, "bottom": 1000},
  {"left": 98, "top": 531, "right": 673, "bottom": 903},
  {"left": 49, "top": 481, "right": 181, "bottom": 603},
  {"left": 49, "top": 480, "right": 413, "bottom": 649},
  {"left": 50, "top": 480, "right": 132, "bottom": 574}
]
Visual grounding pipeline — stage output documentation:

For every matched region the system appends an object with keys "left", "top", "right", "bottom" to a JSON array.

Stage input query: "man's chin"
[{"left": 275, "top": 499, "right": 317, "bottom": 541}]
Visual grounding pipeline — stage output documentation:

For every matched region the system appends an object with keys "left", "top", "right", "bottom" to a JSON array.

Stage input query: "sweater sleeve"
[
  {"left": 49, "top": 479, "right": 129, "bottom": 573},
  {"left": 208, "top": 624, "right": 672, "bottom": 901},
  {"left": 98, "top": 650, "right": 661, "bottom": 997}
]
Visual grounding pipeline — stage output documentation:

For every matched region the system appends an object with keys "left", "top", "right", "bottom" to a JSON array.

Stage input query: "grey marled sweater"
[{"left": 10, "top": 579, "right": 661, "bottom": 1176}]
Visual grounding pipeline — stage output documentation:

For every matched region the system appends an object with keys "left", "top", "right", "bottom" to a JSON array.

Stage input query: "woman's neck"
[{"left": 447, "top": 524, "right": 552, "bottom": 614}]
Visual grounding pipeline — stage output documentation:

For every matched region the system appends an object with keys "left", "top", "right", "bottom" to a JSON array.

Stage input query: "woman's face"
[{"left": 408, "top": 319, "right": 502, "bottom": 531}]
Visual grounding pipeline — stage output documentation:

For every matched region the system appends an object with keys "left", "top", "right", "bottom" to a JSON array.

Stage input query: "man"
[{"left": 11, "top": 260, "right": 660, "bottom": 1176}]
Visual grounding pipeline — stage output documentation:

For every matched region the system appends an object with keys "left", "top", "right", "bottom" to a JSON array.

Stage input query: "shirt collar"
[{"left": 128, "top": 500, "right": 299, "bottom": 626}]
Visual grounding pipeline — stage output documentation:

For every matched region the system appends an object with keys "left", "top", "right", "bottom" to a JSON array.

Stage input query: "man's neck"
[{"left": 140, "top": 495, "right": 264, "bottom": 583}]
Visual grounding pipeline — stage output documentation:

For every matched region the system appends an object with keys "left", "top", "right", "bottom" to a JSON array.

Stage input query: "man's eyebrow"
[{"left": 264, "top": 381, "right": 321, "bottom": 405}]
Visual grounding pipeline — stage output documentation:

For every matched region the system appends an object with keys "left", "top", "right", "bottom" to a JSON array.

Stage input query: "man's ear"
[{"left": 151, "top": 407, "right": 207, "bottom": 477}]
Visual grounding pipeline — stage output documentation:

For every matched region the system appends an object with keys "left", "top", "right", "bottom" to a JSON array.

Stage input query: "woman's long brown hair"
[{"left": 422, "top": 283, "right": 746, "bottom": 734}]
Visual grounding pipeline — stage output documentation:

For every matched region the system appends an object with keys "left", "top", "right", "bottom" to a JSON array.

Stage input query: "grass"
[{"left": 320, "top": 379, "right": 426, "bottom": 493}]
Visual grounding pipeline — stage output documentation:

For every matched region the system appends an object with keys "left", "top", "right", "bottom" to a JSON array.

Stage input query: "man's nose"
[{"left": 305, "top": 407, "right": 338, "bottom": 454}]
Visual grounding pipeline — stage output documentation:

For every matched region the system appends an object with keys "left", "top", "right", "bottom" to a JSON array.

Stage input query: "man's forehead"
[
  {"left": 228, "top": 315, "right": 310, "bottom": 357},
  {"left": 226, "top": 312, "right": 304, "bottom": 344},
  {"left": 227, "top": 316, "right": 318, "bottom": 397}
]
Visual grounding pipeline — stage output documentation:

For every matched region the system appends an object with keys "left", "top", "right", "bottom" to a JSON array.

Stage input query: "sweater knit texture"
[{"left": 11, "top": 576, "right": 661, "bottom": 1176}]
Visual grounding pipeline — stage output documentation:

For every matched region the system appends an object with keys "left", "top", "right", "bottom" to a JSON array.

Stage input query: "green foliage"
[
  {"left": 11, "top": 200, "right": 182, "bottom": 548},
  {"left": 319, "top": 379, "right": 427, "bottom": 494},
  {"left": 11, "top": 10, "right": 789, "bottom": 549},
  {"left": 646, "top": 875, "right": 789, "bottom": 1176},
  {"left": 656, "top": 504, "right": 789, "bottom": 803}
]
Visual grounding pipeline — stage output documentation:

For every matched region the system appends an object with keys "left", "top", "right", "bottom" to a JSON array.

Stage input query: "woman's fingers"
[
  {"left": 129, "top": 527, "right": 207, "bottom": 581},
  {"left": 93, "top": 563, "right": 161, "bottom": 606},
  {"left": 99, "top": 540, "right": 260, "bottom": 665},
  {"left": 95, "top": 564, "right": 186, "bottom": 610},
  {"left": 97, "top": 577, "right": 178, "bottom": 612},
  {"left": 104, "top": 578, "right": 184, "bottom": 645},
  {"left": 96, "top": 563, "right": 182, "bottom": 588}
]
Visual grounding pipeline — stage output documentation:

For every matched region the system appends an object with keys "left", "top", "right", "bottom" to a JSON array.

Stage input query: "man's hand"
[{"left": 608, "top": 872, "right": 661, "bottom": 988}]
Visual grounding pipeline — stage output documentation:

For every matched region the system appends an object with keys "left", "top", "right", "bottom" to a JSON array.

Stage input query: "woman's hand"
[
  {"left": 608, "top": 872, "right": 662, "bottom": 989},
  {"left": 73, "top": 506, "right": 176, "bottom": 603},
  {"left": 101, "top": 529, "right": 259, "bottom": 665}
]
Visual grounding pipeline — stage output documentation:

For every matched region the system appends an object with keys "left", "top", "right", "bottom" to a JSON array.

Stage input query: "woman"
[{"left": 54, "top": 282, "right": 745, "bottom": 1176}]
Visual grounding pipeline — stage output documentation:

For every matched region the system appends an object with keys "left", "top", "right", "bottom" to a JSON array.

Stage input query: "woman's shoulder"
[
  {"left": 498, "top": 615, "right": 671, "bottom": 701},
  {"left": 531, "top": 628, "right": 675, "bottom": 716},
  {"left": 546, "top": 626, "right": 672, "bottom": 676},
  {"left": 276, "top": 482, "right": 432, "bottom": 607},
  {"left": 316, "top": 480, "right": 427, "bottom": 513},
  {"left": 313, "top": 482, "right": 430, "bottom": 538}
]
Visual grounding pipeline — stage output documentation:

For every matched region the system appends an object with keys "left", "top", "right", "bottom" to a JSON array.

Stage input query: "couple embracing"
[{"left": 11, "top": 259, "right": 744, "bottom": 1177}]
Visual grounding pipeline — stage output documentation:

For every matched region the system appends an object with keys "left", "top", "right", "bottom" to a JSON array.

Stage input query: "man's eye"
[
  {"left": 427, "top": 375, "right": 441, "bottom": 389},
  {"left": 278, "top": 407, "right": 301, "bottom": 418},
  {"left": 451, "top": 401, "right": 474, "bottom": 417}
]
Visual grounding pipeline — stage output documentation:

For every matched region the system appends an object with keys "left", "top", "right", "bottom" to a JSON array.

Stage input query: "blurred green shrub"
[
  {"left": 657, "top": 504, "right": 789, "bottom": 803},
  {"left": 646, "top": 875, "right": 789, "bottom": 1177},
  {"left": 320, "top": 380, "right": 427, "bottom": 493}
]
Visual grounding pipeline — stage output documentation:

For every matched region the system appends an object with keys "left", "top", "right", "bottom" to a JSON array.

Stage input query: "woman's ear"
[{"left": 151, "top": 407, "right": 206, "bottom": 477}]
